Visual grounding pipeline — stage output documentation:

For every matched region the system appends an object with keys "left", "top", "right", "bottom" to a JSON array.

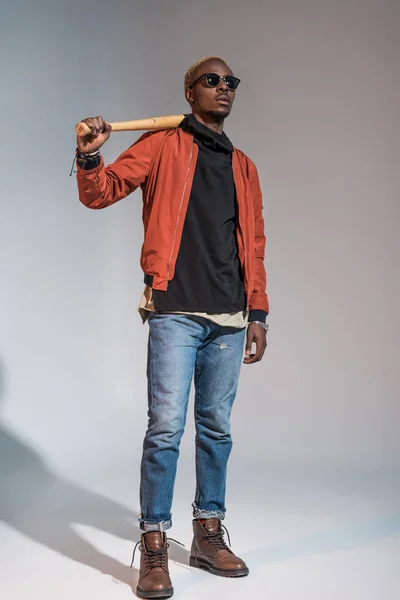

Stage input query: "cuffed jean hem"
[
  {"left": 192, "top": 503, "right": 226, "bottom": 520},
  {"left": 139, "top": 519, "right": 172, "bottom": 532}
]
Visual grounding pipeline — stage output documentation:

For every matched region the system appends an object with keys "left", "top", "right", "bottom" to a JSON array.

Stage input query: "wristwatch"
[{"left": 250, "top": 320, "right": 269, "bottom": 332}]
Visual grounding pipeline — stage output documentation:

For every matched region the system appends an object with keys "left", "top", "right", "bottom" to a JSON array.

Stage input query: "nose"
[{"left": 217, "top": 77, "right": 228, "bottom": 92}]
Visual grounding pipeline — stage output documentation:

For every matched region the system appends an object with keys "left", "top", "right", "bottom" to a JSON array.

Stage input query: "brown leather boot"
[
  {"left": 190, "top": 518, "right": 249, "bottom": 577},
  {"left": 136, "top": 532, "right": 174, "bottom": 599}
]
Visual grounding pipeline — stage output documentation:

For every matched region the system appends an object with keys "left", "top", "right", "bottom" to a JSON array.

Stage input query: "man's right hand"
[{"left": 76, "top": 116, "right": 112, "bottom": 154}]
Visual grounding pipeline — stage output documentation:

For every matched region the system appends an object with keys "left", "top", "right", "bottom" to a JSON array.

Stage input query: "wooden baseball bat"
[{"left": 75, "top": 114, "right": 185, "bottom": 137}]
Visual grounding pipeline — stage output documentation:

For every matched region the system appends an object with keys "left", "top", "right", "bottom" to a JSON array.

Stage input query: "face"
[{"left": 186, "top": 60, "right": 238, "bottom": 120}]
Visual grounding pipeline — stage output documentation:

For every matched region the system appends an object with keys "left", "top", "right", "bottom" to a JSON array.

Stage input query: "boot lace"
[
  {"left": 130, "top": 537, "right": 184, "bottom": 570},
  {"left": 206, "top": 524, "right": 232, "bottom": 553}
]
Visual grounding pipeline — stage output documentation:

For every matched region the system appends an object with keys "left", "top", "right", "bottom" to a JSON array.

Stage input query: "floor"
[{"left": 1, "top": 462, "right": 399, "bottom": 600}]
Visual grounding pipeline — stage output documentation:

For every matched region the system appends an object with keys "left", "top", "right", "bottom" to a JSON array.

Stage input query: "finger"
[
  {"left": 244, "top": 344, "right": 263, "bottom": 364},
  {"left": 244, "top": 356, "right": 260, "bottom": 365},
  {"left": 93, "top": 117, "right": 101, "bottom": 137},
  {"left": 83, "top": 119, "right": 96, "bottom": 138},
  {"left": 82, "top": 119, "right": 95, "bottom": 141},
  {"left": 97, "top": 116, "right": 106, "bottom": 133},
  {"left": 245, "top": 333, "right": 254, "bottom": 357},
  {"left": 83, "top": 119, "right": 94, "bottom": 132},
  {"left": 88, "top": 117, "right": 97, "bottom": 137},
  {"left": 243, "top": 353, "right": 258, "bottom": 365}
]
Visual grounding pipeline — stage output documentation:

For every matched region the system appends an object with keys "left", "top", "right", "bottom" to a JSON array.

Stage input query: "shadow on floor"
[{"left": 0, "top": 366, "right": 189, "bottom": 594}]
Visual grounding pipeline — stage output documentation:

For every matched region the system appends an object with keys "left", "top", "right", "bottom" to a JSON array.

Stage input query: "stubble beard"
[{"left": 206, "top": 109, "right": 231, "bottom": 122}]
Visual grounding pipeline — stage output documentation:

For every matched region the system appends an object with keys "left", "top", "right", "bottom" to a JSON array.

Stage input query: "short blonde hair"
[{"left": 184, "top": 56, "right": 228, "bottom": 92}]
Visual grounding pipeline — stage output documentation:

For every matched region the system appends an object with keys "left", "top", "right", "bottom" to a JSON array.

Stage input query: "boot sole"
[
  {"left": 136, "top": 586, "right": 174, "bottom": 599},
  {"left": 189, "top": 556, "right": 249, "bottom": 578}
]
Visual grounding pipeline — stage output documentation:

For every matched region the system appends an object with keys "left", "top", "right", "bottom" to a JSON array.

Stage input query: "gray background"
[{"left": 1, "top": 0, "right": 399, "bottom": 504}]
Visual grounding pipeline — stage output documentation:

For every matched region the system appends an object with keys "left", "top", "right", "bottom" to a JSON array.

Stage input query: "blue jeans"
[{"left": 139, "top": 313, "right": 246, "bottom": 532}]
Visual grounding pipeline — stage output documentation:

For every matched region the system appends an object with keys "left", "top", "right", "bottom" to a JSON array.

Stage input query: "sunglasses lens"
[
  {"left": 206, "top": 73, "right": 221, "bottom": 87},
  {"left": 225, "top": 76, "right": 240, "bottom": 90}
]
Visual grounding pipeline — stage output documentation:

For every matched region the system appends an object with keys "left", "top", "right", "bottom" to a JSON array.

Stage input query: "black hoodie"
[{"left": 153, "top": 114, "right": 247, "bottom": 314}]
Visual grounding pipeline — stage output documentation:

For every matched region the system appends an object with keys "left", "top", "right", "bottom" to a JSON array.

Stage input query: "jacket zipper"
[
  {"left": 237, "top": 219, "right": 249, "bottom": 310},
  {"left": 233, "top": 170, "right": 249, "bottom": 311},
  {"left": 166, "top": 142, "right": 195, "bottom": 280}
]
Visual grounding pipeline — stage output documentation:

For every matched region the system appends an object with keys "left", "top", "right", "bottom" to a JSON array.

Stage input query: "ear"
[{"left": 185, "top": 88, "right": 195, "bottom": 105}]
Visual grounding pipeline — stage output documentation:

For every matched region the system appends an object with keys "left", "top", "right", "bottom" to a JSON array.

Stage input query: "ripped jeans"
[{"left": 139, "top": 313, "right": 246, "bottom": 532}]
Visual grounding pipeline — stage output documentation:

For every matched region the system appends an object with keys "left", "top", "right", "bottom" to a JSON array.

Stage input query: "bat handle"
[{"left": 75, "top": 121, "right": 94, "bottom": 136}]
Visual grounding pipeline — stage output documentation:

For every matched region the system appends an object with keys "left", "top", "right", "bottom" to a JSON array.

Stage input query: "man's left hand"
[{"left": 243, "top": 322, "right": 267, "bottom": 365}]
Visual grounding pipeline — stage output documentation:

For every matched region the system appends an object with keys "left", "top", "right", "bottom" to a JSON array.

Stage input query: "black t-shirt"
[{"left": 153, "top": 114, "right": 246, "bottom": 314}]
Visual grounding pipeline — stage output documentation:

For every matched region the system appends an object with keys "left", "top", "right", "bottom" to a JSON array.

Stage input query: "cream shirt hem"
[{"left": 138, "top": 285, "right": 248, "bottom": 329}]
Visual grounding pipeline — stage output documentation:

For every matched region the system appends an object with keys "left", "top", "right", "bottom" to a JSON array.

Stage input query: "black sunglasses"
[{"left": 189, "top": 72, "right": 241, "bottom": 92}]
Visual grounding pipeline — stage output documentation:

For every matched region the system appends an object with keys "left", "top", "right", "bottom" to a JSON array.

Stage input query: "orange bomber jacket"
[{"left": 76, "top": 125, "right": 269, "bottom": 314}]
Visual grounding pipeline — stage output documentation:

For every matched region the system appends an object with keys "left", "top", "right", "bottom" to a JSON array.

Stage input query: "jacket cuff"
[{"left": 249, "top": 309, "right": 268, "bottom": 323}]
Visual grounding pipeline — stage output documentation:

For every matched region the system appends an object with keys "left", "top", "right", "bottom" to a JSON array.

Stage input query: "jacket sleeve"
[
  {"left": 249, "top": 164, "right": 270, "bottom": 315},
  {"left": 76, "top": 131, "right": 158, "bottom": 210}
]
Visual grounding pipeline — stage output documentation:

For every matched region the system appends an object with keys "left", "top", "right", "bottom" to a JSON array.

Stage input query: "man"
[{"left": 75, "top": 56, "right": 269, "bottom": 599}]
